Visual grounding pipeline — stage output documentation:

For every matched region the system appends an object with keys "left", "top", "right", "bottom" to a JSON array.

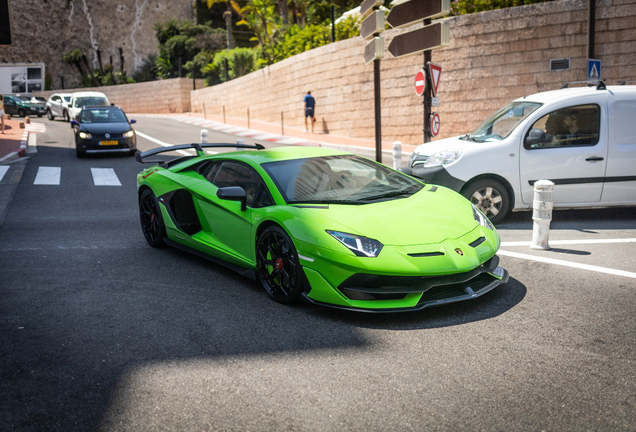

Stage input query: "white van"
[
  {"left": 68, "top": 91, "right": 110, "bottom": 120},
  {"left": 403, "top": 84, "right": 636, "bottom": 222}
]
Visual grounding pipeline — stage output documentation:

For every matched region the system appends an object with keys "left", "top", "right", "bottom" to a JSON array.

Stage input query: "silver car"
[{"left": 46, "top": 93, "right": 73, "bottom": 122}]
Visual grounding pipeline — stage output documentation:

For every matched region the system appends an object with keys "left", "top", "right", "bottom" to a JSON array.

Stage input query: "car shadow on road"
[{"left": 496, "top": 207, "right": 636, "bottom": 230}]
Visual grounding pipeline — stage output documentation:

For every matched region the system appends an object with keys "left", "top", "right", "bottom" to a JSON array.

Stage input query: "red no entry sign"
[
  {"left": 430, "top": 112, "right": 441, "bottom": 137},
  {"left": 414, "top": 69, "right": 426, "bottom": 96}
]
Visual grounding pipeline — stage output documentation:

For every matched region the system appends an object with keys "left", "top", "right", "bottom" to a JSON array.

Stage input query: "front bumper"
[{"left": 77, "top": 137, "right": 136, "bottom": 153}]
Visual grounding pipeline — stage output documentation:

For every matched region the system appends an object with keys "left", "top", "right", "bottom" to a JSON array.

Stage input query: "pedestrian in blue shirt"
[{"left": 303, "top": 91, "right": 316, "bottom": 133}]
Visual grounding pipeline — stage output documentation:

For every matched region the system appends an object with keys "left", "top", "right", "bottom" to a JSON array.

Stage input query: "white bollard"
[
  {"left": 236, "top": 138, "right": 244, "bottom": 152},
  {"left": 530, "top": 180, "right": 554, "bottom": 250},
  {"left": 200, "top": 129, "right": 208, "bottom": 143},
  {"left": 393, "top": 141, "right": 402, "bottom": 169}
]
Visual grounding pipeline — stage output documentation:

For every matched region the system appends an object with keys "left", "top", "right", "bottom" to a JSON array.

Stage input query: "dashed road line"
[
  {"left": 33, "top": 166, "right": 61, "bottom": 185},
  {"left": 0, "top": 166, "right": 9, "bottom": 182}
]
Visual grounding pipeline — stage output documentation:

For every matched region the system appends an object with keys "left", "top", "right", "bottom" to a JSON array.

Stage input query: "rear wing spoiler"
[{"left": 135, "top": 142, "right": 265, "bottom": 164}]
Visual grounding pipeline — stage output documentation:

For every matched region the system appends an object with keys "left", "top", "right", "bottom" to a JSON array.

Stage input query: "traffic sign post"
[
  {"left": 387, "top": 22, "right": 449, "bottom": 58},
  {"left": 360, "top": 10, "right": 385, "bottom": 40},
  {"left": 430, "top": 112, "right": 441, "bottom": 138},
  {"left": 587, "top": 59, "right": 601, "bottom": 82},
  {"left": 427, "top": 62, "right": 442, "bottom": 97},
  {"left": 364, "top": 37, "right": 384, "bottom": 65},
  {"left": 414, "top": 70, "right": 426, "bottom": 97}
]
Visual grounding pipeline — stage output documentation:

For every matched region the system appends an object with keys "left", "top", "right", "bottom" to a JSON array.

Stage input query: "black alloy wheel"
[
  {"left": 46, "top": 109, "right": 54, "bottom": 120},
  {"left": 256, "top": 226, "right": 303, "bottom": 304},
  {"left": 139, "top": 189, "right": 167, "bottom": 248},
  {"left": 463, "top": 178, "right": 510, "bottom": 224}
]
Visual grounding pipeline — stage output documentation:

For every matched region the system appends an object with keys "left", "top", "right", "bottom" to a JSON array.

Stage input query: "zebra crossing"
[{"left": 31, "top": 166, "right": 123, "bottom": 186}]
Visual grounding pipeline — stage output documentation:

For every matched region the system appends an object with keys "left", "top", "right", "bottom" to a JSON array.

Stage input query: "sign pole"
[
  {"left": 423, "top": 18, "right": 432, "bottom": 143},
  {"left": 374, "top": 59, "right": 382, "bottom": 162}
]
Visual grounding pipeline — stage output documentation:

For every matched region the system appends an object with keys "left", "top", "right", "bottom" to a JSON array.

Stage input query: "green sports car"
[{"left": 136, "top": 143, "right": 508, "bottom": 312}]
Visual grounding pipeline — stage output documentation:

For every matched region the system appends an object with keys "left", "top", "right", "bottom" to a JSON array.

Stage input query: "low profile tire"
[
  {"left": 463, "top": 179, "right": 510, "bottom": 224},
  {"left": 46, "top": 109, "right": 54, "bottom": 121},
  {"left": 256, "top": 226, "right": 303, "bottom": 304},
  {"left": 139, "top": 189, "right": 167, "bottom": 248}
]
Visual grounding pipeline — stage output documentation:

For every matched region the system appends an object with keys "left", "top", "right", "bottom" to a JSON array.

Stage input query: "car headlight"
[
  {"left": 326, "top": 230, "right": 383, "bottom": 257},
  {"left": 423, "top": 149, "right": 462, "bottom": 168},
  {"left": 79, "top": 132, "right": 91, "bottom": 139},
  {"left": 123, "top": 130, "right": 134, "bottom": 138},
  {"left": 472, "top": 204, "right": 494, "bottom": 230}
]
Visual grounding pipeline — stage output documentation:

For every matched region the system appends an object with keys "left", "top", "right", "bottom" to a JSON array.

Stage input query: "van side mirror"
[
  {"left": 217, "top": 186, "right": 247, "bottom": 211},
  {"left": 525, "top": 128, "right": 546, "bottom": 148}
]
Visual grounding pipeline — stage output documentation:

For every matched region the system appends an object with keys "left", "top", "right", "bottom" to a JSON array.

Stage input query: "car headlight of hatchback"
[
  {"left": 423, "top": 149, "right": 463, "bottom": 168},
  {"left": 326, "top": 230, "right": 383, "bottom": 257},
  {"left": 123, "top": 130, "right": 134, "bottom": 138},
  {"left": 472, "top": 204, "right": 494, "bottom": 230},
  {"left": 79, "top": 132, "right": 91, "bottom": 139}
]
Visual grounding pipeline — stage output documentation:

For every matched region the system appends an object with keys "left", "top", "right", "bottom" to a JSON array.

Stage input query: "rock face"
[{"left": 0, "top": 0, "right": 192, "bottom": 90}]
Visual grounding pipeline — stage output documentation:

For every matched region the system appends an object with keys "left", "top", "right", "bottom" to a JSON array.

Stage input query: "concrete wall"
[
  {"left": 37, "top": 78, "right": 204, "bottom": 114},
  {"left": 191, "top": 0, "right": 636, "bottom": 144}
]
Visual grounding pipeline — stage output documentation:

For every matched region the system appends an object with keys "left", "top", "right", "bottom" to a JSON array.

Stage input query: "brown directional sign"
[
  {"left": 360, "top": 0, "right": 385, "bottom": 18},
  {"left": 387, "top": 22, "right": 449, "bottom": 58},
  {"left": 364, "top": 37, "right": 385, "bottom": 65},
  {"left": 387, "top": 0, "right": 450, "bottom": 29},
  {"left": 360, "top": 10, "right": 385, "bottom": 40}
]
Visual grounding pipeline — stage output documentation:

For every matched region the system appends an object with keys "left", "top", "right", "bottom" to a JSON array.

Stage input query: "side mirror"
[
  {"left": 525, "top": 128, "right": 546, "bottom": 148},
  {"left": 217, "top": 186, "right": 247, "bottom": 211},
  {"left": 130, "top": 119, "right": 136, "bottom": 124},
  {"left": 70, "top": 120, "right": 77, "bottom": 126}
]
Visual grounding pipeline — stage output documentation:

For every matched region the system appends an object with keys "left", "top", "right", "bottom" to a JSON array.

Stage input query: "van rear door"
[{"left": 601, "top": 96, "right": 636, "bottom": 204}]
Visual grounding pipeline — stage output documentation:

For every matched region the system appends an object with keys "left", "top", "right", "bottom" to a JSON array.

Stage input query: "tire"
[
  {"left": 256, "top": 226, "right": 303, "bottom": 304},
  {"left": 463, "top": 179, "right": 510, "bottom": 224},
  {"left": 63, "top": 111, "right": 70, "bottom": 122},
  {"left": 139, "top": 189, "right": 167, "bottom": 248},
  {"left": 18, "top": 109, "right": 26, "bottom": 118},
  {"left": 46, "top": 109, "right": 55, "bottom": 121}
]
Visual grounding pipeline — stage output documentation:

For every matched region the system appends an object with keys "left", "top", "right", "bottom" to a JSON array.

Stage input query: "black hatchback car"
[{"left": 71, "top": 106, "right": 137, "bottom": 157}]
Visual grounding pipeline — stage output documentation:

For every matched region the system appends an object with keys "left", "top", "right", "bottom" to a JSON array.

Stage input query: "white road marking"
[
  {"left": 34, "top": 166, "right": 61, "bottom": 185},
  {"left": 501, "top": 238, "right": 636, "bottom": 247},
  {"left": 135, "top": 131, "right": 192, "bottom": 156},
  {"left": 497, "top": 249, "right": 636, "bottom": 279},
  {"left": 0, "top": 166, "right": 9, "bottom": 182},
  {"left": 91, "top": 168, "right": 122, "bottom": 186}
]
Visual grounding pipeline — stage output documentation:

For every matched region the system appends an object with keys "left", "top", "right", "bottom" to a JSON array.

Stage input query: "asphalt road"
[{"left": 0, "top": 117, "right": 635, "bottom": 432}]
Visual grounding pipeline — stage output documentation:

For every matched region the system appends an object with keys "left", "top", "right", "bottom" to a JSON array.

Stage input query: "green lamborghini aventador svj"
[{"left": 136, "top": 143, "right": 508, "bottom": 312}]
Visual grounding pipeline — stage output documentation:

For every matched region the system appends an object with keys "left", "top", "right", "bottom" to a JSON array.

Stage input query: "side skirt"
[{"left": 164, "top": 238, "right": 256, "bottom": 280}]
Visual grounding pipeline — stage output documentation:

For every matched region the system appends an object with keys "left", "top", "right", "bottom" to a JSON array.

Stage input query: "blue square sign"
[{"left": 587, "top": 59, "right": 601, "bottom": 81}]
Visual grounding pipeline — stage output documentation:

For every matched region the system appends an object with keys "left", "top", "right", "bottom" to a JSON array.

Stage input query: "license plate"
[{"left": 100, "top": 140, "right": 118, "bottom": 146}]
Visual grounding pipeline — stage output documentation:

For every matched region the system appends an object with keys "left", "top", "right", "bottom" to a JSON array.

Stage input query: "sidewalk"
[
  {"left": 132, "top": 112, "right": 418, "bottom": 165},
  {"left": 0, "top": 118, "right": 30, "bottom": 163}
]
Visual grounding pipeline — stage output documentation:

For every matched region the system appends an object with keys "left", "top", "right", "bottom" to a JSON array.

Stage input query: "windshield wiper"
[
  {"left": 360, "top": 185, "right": 421, "bottom": 202},
  {"left": 461, "top": 134, "right": 484, "bottom": 143}
]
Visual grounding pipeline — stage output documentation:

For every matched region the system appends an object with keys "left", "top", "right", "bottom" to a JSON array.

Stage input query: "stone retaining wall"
[
  {"left": 37, "top": 78, "right": 204, "bottom": 114},
  {"left": 191, "top": 0, "right": 636, "bottom": 144}
]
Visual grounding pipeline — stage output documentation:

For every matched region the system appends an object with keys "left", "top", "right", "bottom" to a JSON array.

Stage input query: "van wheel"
[{"left": 463, "top": 179, "right": 510, "bottom": 224}]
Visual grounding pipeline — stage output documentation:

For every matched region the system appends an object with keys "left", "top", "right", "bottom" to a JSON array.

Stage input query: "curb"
[{"left": 0, "top": 129, "right": 30, "bottom": 164}]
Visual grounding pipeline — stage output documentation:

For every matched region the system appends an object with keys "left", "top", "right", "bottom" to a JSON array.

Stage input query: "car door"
[
  {"left": 519, "top": 95, "right": 608, "bottom": 205},
  {"left": 50, "top": 95, "right": 62, "bottom": 116},
  {"left": 3, "top": 96, "right": 17, "bottom": 115},
  {"left": 192, "top": 161, "right": 272, "bottom": 265},
  {"left": 602, "top": 97, "right": 636, "bottom": 204}
]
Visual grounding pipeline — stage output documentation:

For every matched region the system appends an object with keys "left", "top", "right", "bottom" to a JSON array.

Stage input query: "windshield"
[
  {"left": 80, "top": 108, "right": 128, "bottom": 123},
  {"left": 464, "top": 101, "right": 542, "bottom": 142},
  {"left": 74, "top": 97, "right": 108, "bottom": 108},
  {"left": 263, "top": 155, "right": 424, "bottom": 204},
  {"left": 17, "top": 96, "right": 31, "bottom": 102},
  {"left": 63, "top": 96, "right": 71, "bottom": 102}
]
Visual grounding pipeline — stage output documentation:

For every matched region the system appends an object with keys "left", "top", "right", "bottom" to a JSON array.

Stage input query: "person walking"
[
  {"left": 0, "top": 95, "right": 5, "bottom": 134},
  {"left": 303, "top": 91, "right": 316, "bottom": 133}
]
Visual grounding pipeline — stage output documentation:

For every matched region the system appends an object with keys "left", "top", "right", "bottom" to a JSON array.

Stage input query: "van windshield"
[{"left": 462, "top": 101, "right": 542, "bottom": 142}]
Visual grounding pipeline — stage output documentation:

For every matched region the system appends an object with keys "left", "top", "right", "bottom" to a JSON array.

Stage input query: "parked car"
[
  {"left": 71, "top": 105, "right": 136, "bottom": 157},
  {"left": 45, "top": 93, "right": 73, "bottom": 121},
  {"left": 15, "top": 95, "right": 46, "bottom": 117},
  {"left": 68, "top": 91, "right": 110, "bottom": 120},
  {"left": 402, "top": 84, "right": 636, "bottom": 223},
  {"left": 1, "top": 94, "right": 43, "bottom": 117}
]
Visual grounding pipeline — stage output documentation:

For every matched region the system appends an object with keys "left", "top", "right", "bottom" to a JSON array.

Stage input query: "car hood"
[
  {"left": 412, "top": 136, "right": 471, "bottom": 156},
  {"left": 296, "top": 186, "right": 478, "bottom": 246},
  {"left": 80, "top": 122, "right": 131, "bottom": 134}
]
